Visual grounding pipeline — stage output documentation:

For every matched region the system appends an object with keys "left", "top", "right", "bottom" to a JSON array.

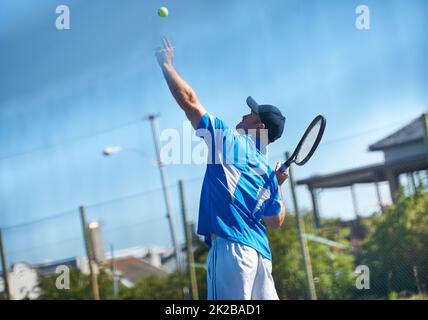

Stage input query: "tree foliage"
[
  {"left": 357, "top": 189, "right": 428, "bottom": 298},
  {"left": 37, "top": 268, "right": 115, "bottom": 300},
  {"left": 268, "top": 213, "right": 355, "bottom": 299}
]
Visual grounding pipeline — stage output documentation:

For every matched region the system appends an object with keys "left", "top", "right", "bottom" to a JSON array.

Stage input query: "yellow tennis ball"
[{"left": 158, "top": 7, "right": 169, "bottom": 17}]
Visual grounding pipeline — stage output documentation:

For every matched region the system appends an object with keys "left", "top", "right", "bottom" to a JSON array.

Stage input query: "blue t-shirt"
[{"left": 195, "top": 113, "right": 282, "bottom": 260}]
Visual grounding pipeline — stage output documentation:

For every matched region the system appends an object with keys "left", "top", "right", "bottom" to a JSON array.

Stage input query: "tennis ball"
[{"left": 158, "top": 7, "right": 169, "bottom": 18}]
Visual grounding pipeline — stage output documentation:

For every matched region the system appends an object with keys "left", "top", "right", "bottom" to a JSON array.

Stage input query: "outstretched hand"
[{"left": 155, "top": 36, "right": 174, "bottom": 67}]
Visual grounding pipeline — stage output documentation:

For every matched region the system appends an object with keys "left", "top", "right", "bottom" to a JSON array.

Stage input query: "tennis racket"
[{"left": 280, "top": 115, "right": 326, "bottom": 172}]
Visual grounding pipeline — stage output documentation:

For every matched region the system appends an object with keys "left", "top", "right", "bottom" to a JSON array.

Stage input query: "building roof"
[
  {"left": 298, "top": 162, "right": 386, "bottom": 188},
  {"left": 104, "top": 256, "right": 168, "bottom": 285},
  {"left": 297, "top": 153, "right": 428, "bottom": 189},
  {"left": 34, "top": 257, "right": 81, "bottom": 276},
  {"left": 369, "top": 113, "right": 427, "bottom": 151}
]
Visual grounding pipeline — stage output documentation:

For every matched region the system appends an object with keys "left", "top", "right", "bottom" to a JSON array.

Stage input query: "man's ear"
[{"left": 257, "top": 123, "right": 266, "bottom": 130}]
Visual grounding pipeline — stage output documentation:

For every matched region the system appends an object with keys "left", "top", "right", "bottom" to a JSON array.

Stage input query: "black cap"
[{"left": 246, "top": 96, "right": 285, "bottom": 142}]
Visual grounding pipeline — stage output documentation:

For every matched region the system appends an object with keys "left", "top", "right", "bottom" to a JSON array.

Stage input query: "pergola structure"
[{"left": 297, "top": 113, "right": 428, "bottom": 229}]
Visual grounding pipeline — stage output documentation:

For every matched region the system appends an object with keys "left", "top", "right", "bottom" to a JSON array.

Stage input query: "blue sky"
[{"left": 1, "top": 0, "right": 427, "bottom": 265}]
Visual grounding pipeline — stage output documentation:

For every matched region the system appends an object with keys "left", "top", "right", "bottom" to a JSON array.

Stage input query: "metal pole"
[
  {"left": 79, "top": 206, "right": 100, "bottom": 300},
  {"left": 386, "top": 170, "right": 399, "bottom": 203},
  {"left": 350, "top": 185, "right": 360, "bottom": 218},
  {"left": 110, "top": 244, "right": 119, "bottom": 296},
  {"left": 409, "top": 172, "right": 417, "bottom": 194},
  {"left": 374, "top": 178, "right": 384, "bottom": 212},
  {"left": 308, "top": 187, "right": 321, "bottom": 229},
  {"left": 415, "top": 171, "right": 423, "bottom": 188},
  {"left": 413, "top": 266, "right": 423, "bottom": 296},
  {"left": 285, "top": 152, "right": 317, "bottom": 300},
  {"left": 0, "top": 228, "right": 12, "bottom": 300},
  {"left": 145, "top": 114, "right": 181, "bottom": 270},
  {"left": 178, "top": 180, "right": 199, "bottom": 300}
]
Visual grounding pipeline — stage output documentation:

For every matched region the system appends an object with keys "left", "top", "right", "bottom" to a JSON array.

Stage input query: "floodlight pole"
[
  {"left": 286, "top": 152, "right": 317, "bottom": 300},
  {"left": 145, "top": 114, "right": 181, "bottom": 271},
  {"left": 79, "top": 206, "right": 100, "bottom": 300}
]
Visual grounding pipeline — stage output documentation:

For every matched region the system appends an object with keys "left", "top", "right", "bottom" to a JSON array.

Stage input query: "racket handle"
[{"left": 279, "top": 159, "right": 292, "bottom": 172}]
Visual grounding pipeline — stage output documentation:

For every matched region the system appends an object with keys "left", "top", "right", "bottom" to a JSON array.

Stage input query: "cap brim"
[{"left": 246, "top": 96, "right": 259, "bottom": 113}]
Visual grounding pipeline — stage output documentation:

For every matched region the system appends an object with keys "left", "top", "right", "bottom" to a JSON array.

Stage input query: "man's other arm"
[
  {"left": 264, "top": 185, "right": 286, "bottom": 229},
  {"left": 264, "top": 164, "right": 289, "bottom": 229}
]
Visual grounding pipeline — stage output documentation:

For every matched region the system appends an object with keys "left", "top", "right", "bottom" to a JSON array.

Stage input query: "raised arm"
[{"left": 155, "top": 37, "right": 206, "bottom": 129}]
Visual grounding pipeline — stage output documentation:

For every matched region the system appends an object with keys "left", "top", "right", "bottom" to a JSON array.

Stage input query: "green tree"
[
  {"left": 357, "top": 189, "right": 428, "bottom": 299},
  {"left": 268, "top": 213, "right": 355, "bottom": 300},
  {"left": 119, "top": 271, "right": 188, "bottom": 300}
]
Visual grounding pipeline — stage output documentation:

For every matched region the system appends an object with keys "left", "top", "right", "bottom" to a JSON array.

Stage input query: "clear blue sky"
[{"left": 1, "top": 0, "right": 427, "bottom": 265}]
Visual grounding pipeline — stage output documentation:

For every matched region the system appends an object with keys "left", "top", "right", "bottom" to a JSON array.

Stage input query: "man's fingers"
[
  {"left": 165, "top": 37, "right": 173, "bottom": 49},
  {"left": 161, "top": 36, "right": 173, "bottom": 50},
  {"left": 161, "top": 36, "right": 169, "bottom": 49},
  {"left": 155, "top": 49, "right": 167, "bottom": 57},
  {"left": 275, "top": 162, "right": 281, "bottom": 171}
]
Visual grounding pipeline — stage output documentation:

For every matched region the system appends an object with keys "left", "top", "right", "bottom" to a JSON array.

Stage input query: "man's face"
[{"left": 236, "top": 111, "right": 265, "bottom": 132}]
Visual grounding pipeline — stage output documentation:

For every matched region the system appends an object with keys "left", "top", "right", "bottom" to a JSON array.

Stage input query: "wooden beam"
[{"left": 386, "top": 170, "right": 400, "bottom": 203}]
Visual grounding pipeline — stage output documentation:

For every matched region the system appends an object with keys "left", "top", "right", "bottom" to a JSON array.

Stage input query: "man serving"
[{"left": 156, "top": 37, "right": 288, "bottom": 300}]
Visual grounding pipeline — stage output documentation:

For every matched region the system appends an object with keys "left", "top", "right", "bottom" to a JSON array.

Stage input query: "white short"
[{"left": 206, "top": 236, "right": 279, "bottom": 300}]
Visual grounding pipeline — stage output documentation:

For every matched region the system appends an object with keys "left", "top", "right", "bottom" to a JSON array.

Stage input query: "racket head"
[{"left": 293, "top": 115, "right": 326, "bottom": 166}]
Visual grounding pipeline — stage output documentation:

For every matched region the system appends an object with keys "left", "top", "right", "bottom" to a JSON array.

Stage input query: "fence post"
[
  {"left": 0, "top": 228, "right": 12, "bottom": 300},
  {"left": 286, "top": 152, "right": 317, "bottom": 300},
  {"left": 178, "top": 180, "right": 199, "bottom": 300}
]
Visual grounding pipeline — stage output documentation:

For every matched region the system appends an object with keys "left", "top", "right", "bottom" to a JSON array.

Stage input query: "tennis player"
[{"left": 156, "top": 37, "right": 288, "bottom": 300}]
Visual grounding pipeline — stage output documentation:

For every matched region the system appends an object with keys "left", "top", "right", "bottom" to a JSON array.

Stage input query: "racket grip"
[{"left": 279, "top": 159, "right": 292, "bottom": 172}]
